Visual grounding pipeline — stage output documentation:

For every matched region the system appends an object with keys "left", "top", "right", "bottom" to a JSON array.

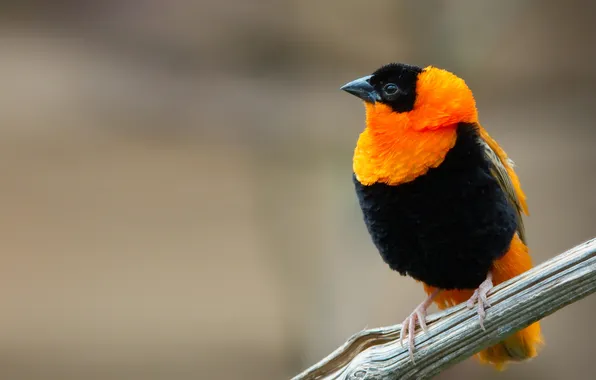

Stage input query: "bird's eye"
[{"left": 383, "top": 83, "right": 399, "bottom": 96}]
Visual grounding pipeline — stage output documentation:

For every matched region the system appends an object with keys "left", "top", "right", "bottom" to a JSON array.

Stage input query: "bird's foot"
[
  {"left": 399, "top": 289, "right": 440, "bottom": 363},
  {"left": 466, "top": 272, "right": 494, "bottom": 330}
]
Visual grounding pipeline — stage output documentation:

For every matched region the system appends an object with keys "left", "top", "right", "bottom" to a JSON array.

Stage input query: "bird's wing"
[{"left": 475, "top": 124, "right": 529, "bottom": 244}]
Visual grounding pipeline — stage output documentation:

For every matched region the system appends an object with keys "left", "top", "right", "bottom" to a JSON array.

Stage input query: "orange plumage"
[
  {"left": 353, "top": 67, "right": 478, "bottom": 186},
  {"left": 342, "top": 63, "right": 543, "bottom": 369}
]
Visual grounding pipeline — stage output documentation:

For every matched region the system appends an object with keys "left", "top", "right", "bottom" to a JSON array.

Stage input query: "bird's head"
[
  {"left": 342, "top": 63, "right": 480, "bottom": 185},
  {"left": 341, "top": 63, "right": 478, "bottom": 131}
]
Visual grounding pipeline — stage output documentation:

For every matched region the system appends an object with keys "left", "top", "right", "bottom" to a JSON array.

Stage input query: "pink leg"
[
  {"left": 399, "top": 289, "right": 440, "bottom": 362},
  {"left": 466, "top": 271, "right": 494, "bottom": 330}
]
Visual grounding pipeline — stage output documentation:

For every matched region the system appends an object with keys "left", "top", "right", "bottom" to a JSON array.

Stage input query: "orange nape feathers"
[
  {"left": 423, "top": 235, "right": 543, "bottom": 369},
  {"left": 353, "top": 66, "right": 479, "bottom": 186}
]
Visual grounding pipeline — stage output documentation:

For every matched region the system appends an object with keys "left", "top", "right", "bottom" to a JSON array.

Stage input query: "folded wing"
[{"left": 475, "top": 124, "right": 529, "bottom": 244}]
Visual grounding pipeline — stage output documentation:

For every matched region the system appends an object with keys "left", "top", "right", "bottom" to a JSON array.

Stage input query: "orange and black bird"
[{"left": 341, "top": 63, "right": 543, "bottom": 369}]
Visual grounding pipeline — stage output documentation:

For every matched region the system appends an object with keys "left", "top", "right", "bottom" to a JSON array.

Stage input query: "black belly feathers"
[{"left": 353, "top": 123, "right": 518, "bottom": 290}]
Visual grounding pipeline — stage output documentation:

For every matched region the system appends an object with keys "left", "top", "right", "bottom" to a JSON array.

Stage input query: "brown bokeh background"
[{"left": 0, "top": 1, "right": 595, "bottom": 379}]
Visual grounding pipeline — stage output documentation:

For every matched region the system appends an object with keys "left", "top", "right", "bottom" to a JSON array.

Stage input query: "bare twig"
[{"left": 292, "top": 238, "right": 596, "bottom": 380}]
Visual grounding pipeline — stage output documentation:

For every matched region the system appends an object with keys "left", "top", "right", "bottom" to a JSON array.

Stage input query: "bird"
[{"left": 340, "top": 63, "right": 543, "bottom": 369}]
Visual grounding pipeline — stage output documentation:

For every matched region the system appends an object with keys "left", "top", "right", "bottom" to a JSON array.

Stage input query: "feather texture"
[{"left": 475, "top": 123, "right": 528, "bottom": 243}]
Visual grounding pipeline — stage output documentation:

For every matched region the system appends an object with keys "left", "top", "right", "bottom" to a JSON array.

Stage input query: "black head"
[{"left": 340, "top": 63, "right": 423, "bottom": 113}]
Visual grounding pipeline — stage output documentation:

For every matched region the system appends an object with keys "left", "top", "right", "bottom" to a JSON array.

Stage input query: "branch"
[{"left": 292, "top": 238, "right": 596, "bottom": 380}]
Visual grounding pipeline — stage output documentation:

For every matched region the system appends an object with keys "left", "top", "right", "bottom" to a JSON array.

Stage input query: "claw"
[
  {"left": 400, "top": 321, "right": 407, "bottom": 349},
  {"left": 466, "top": 272, "right": 494, "bottom": 330},
  {"left": 399, "top": 289, "right": 440, "bottom": 362},
  {"left": 399, "top": 309, "right": 422, "bottom": 362}
]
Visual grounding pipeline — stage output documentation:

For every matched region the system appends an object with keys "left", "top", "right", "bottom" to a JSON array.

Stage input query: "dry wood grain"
[{"left": 293, "top": 238, "right": 596, "bottom": 380}]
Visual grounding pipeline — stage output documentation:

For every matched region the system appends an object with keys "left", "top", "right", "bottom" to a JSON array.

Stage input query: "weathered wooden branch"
[{"left": 292, "top": 238, "right": 596, "bottom": 380}]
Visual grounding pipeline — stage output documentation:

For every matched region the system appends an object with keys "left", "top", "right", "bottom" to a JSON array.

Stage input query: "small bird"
[{"left": 340, "top": 63, "right": 543, "bottom": 369}]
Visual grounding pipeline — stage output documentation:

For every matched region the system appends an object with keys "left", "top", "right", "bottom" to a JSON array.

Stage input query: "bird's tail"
[{"left": 424, "top": 235, "right": 543, "bottom": 370}]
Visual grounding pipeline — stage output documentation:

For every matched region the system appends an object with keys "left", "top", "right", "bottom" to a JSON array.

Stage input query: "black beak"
[{"left": 340, "top": 75, "right": 378, "bottom": 104}]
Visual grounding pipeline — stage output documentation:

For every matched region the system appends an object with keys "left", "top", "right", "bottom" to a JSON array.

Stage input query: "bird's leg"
[
  {"left": 466, "top": 271, "right": 494, "bottom": 330},
  {"left": 399, "top": 288, "right": 440, "bottom": 362}
]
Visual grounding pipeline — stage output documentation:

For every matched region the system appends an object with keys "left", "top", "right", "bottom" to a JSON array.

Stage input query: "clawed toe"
[
  {"left": 399, "top": 289, "right": 440, "bottom": 363},
  {"left": 400, "top": 312, "right": 423, "bottom": 362},
  {"left": 466, "top": 272, "right": 494, "bottom": 330}
]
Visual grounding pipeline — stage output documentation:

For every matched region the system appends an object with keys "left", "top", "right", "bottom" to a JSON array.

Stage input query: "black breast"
[{"left": 354, "top": 123, "right": 517, "bottom": 290}]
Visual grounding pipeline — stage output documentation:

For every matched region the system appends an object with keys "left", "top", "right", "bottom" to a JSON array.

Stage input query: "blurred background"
[{"left": 0, "top": 1, "right": 594, "bottom": 379}]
